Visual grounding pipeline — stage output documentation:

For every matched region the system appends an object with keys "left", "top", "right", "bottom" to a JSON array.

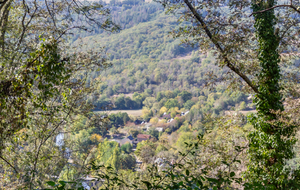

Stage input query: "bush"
[{"left": 121, "top": 142, "right": 133, "bottom": 154}]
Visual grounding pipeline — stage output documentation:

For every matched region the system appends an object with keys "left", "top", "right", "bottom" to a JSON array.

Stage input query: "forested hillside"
[
  {"left": 72, "top": 2, "right": 248, "bottom": 114},
  {"left": 57, "top": 2, "right": 256, "bottom": 188},
  {"left": 66, "top": 0, "right": 300, "bottom": 189}
]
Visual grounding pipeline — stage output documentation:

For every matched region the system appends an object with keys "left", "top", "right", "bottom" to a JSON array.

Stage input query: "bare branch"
[
  {"left": 280, "top": 20, "right": 300, "bottom": 42},
  {"left": 16, "top": 1, "right": 38, "bottom": 52},
  {"left": 45, "top": 0, "right": 57, "bottom": 29},
  {"left": 183, "top": 0, "right": 259, "bottom": 94},
  {"left": 0, "top": 0, "right": 11, "bottom": 55},
  {"left": 0, "top": 0, "right": 9, "bottom": 10},
  {"left": 0, "top": 155, "right": 18, "bottom": 173},
  {"left": 250, "top": 4, "right": 300, "bottom": 17},
  {"left": 30, "top": 94, "right": 80, "bottom": 188},
  {"left": 152, "top": 136, "right": 202, "bottom": 189}
]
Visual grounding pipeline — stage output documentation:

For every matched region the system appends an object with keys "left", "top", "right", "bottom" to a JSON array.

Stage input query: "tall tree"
[
  {"left": 157, "top": 0, "right": 300, "bottom": 187},
  {"left": 246, "top": 1, "right": 300, "bottom": 188},
  {"left": 0, "top": 0, "right": 118, "bottom": 188}
]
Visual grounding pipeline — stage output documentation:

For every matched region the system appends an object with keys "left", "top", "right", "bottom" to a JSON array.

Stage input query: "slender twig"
[
  {"left": 45, "top": 0, "right": 57, "bottom": 29},
  {"left": 250, "top": 4, "right": 300, "bottom": 17},
  {"left": 74, "top": 144, "right": 105, "bottom": 186},
  {"left": 152, "top": 137, "right": 202, "bottom": 189},
  {"left": 55, "top": 26, "right": 88, "bottom": 41},
  {"left": 0, "top": 155, "right": 18, "bottom": 173},
  {"left": 16, "top": 0, "right": 38, "bottom": 50},
  {"left": 223, "top": 142, "right": 248, "bottom": 173},
  {"left": 29, "top": 94, "right": 78, "bottom": 188},
  {"left": 280, "top": 20, "right": 300, "bottom": 42},
  {"left": 183, "top": 0, "right": 259, "bottom": 94}
]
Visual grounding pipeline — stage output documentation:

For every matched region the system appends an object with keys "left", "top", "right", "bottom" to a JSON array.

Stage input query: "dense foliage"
[{"left": 2, "top": 0, "right": 300, "bottom": 189}]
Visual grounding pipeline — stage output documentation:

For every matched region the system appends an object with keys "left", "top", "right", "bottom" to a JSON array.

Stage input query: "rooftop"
[{"left": 137, "top": 134, "right": 151, "bottom": 139}]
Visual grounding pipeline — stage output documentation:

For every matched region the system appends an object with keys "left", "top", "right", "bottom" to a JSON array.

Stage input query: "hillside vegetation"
[
  {"left": 2, "top": 0, "right": 300, "bottom": 189},
  {"left": 58, "top": 2, "right": 258, "bottom": 188},
  {"left": 73, "top": 3, "right": 243, "bottom": 114}
]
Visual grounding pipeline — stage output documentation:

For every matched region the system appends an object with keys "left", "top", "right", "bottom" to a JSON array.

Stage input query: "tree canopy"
[
  {"left": 0, "top": 0, "right": 118, "bottom": 188},
  {"left": 2, "top": 0, "right": 300, "bottom": 189}
]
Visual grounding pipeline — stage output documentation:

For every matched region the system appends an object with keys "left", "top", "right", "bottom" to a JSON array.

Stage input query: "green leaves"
[
  {"left": 185, "top": 169, "right": 190, "bottom": 176},
  {"left": 142, "top": 180, "right": 153, "bottom": 189},
  {"left": 230, "top": 172, "right": 235, "bottom": 177},
  {"left": 246, "top": 0, "right": 300, "bottom": 188},
  {"left": 46, "top": 181, "right": 56, "bottom": 187},
  {"left": 45, "top": 181, "right": 78, "bottom": 190}
]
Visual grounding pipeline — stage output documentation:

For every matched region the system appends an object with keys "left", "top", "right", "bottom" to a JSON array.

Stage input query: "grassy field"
[{"left": 94, "top": 109, "right": 143, "bottom": 117}]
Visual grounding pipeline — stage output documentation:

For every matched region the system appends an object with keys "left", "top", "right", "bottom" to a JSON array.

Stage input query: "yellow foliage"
[
  {"left": 90, "top": 134, "right": 102, "bottom": 143},
  {"left": 142, "top": 108, "right": 150, "bottom": 118},
  {"left": 158, "top": 119, "right": 167, "bottom": 124},
  {"left": 168, "top": 107, "right": 179, "bottom": 113},
  {"left": 150, "top": 117, "right": 158, "bottom": 124},
  {"left": 180, "top": 108, "right": 186, "bottom": 112},
  {"left": 191, "top": 104, "right": 200, "bottom": 110},
  {"left": 174, "top": 107, "right": 179, "bottom": 112},
  {"left": 159, "top": 106, "right": 168, "bottom": 114}
]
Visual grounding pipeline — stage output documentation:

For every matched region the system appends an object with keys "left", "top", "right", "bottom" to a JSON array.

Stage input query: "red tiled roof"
[{"left": 137, "top": 134, "right": 151, "bottom": 139}]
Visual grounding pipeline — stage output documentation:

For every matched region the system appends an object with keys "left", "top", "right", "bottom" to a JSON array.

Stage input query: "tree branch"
[
  {"left": 0, "top": 155, "right": 18, "bottom": 173},
  {"left": 0, "top": 0, "right": 11, "bottom": 55},
  {"left": 183, "top": 0, "right": 259, "bottom": 94},
  {"left": 249, "top": 4, "right": 300, "bottom": 17},
  {"left": 152, "top": 136, "right": 202, "bottom": 189},
  {"left": 30, "top": 95, "right": 79, "bottom": 188},
  {"left": 45, "top": 0, "right": 57, "bottom": 29}
]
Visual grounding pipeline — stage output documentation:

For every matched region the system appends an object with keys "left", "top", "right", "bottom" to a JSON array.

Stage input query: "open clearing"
[
  {"left": 112, "top": 93, "right": 134, "bottom": 99},
  {"left": 171, "top": 53, "right": 192, "bottom": 61},
  {"left": 225, "top": 110, "right": 257, "bottom": 115},
  {"left": 94, "top": 109, "right": 143, "bottom": 117}
]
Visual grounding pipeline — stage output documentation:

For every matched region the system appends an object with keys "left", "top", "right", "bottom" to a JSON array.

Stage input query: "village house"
[
  {"left": 160, "top": 113, "right": 171, "bottom": 120},
  {"left": 119, "top": 135, "right": 134, "bottom": 146},
  {"left": 132, "top": 134, "right": 151, "bottom": 146},
  {"left": 134, "top": 119, "right": 142, "bottom": 125},
  {"left": 155, "top": 127, "right": 164, "bottom": 132},
  {"left": 112, "top": 133, "right": 152, "bottom": 147},
  {"left": 112, "top": 134, "right": 122, "bottom": 139},
  {"left": 137, "top": 134, "right": 151, "bottom": 142}
]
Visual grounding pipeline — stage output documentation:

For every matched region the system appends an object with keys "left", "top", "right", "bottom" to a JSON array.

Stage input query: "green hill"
[{"left": 71, "top": 1, "right": 247, "bottom": 116}]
